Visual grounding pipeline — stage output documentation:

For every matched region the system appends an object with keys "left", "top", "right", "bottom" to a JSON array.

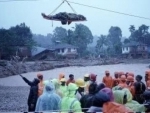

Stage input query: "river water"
[{"left": 0, "top": 64, "right": 149, "bottom": 86}]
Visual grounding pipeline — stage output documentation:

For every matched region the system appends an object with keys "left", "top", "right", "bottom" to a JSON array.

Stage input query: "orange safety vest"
[{"left": 38, "top": 81, "right": 44, "bottom": 97}]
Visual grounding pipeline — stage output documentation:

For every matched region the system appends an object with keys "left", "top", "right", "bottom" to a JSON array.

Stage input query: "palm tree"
[
  {"left": 129, "top": 25, "right": 135, "bottom": 33},
  {"left": 95, "top": 35, "right": 107, "bottom": 55}
]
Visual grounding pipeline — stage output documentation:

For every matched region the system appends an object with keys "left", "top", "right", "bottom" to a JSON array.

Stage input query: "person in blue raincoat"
[{"left": 35, "top": 81, "right": 61, "bottom": 112}]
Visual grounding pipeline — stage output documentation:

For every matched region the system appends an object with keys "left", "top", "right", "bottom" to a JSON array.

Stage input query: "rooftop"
[
  {"left": 31, "top": 46, "right": 47, "bottom": 56},
  {"left": 123, "top": 41, "right": 147, "bottom": 47},
  {"left": 49, "top": 43, "right": 78, "bottom": 50}
]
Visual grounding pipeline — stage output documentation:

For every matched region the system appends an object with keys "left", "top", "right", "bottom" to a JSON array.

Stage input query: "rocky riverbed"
[{"left": 0, "top": 86, "right": 29, "bottom": 112}]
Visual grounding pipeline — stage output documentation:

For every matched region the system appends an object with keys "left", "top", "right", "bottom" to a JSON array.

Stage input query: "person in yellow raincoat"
[
  {"left": 75, "top": 78, "right": 85, "bottom": 100},
  {"left": 61, "top": 83, "right": 82, "bottom": 112},
  {"left": 113, "top": 88, "right": 146, "bottom": 112},
  {"left": 59, "top": 78, "right": 67, "bottom": 98}
]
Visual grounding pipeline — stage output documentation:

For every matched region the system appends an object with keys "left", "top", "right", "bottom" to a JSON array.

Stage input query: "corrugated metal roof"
[
  {"left": 31, "top": 46, "right": 47, "bottom": 56},
  {"left": 49, "top": 43, "right": 78, "bottom": 49}
]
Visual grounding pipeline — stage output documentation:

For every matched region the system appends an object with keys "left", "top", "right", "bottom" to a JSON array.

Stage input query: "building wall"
[
  {"left": 137, "top": 46, "right": 147, "bottom": 51},
  {"left": 122, "top": 47, "right": 130, "bottom": 54},
  {"left": 58, "top": 48, "right": 77, "bottom": 55}
]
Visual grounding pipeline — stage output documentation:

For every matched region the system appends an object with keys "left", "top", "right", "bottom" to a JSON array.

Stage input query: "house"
[
  {"left": 17, "top": 46, "right": 31, "bottom": 58},
  {"left": 18, "top": 46, "right": 54, "bottom": 60},
  {"left": 49, "top": 43, "right": 78, "bottom": 58},
  {"left": 122, "top": 41, "right": 148, "bottom": 58},
  {"left": 31, "top": 46, "right": 55, "bottom": 60}
]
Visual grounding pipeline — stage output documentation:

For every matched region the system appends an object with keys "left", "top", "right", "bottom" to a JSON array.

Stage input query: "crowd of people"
[{"left": 19, "top": 70, "right": 150, "bottom": 112}]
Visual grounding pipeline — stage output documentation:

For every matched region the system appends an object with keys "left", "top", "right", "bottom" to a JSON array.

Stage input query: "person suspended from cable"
[{"left": 41, "top": 0, "right": 86, "bottom": 25}]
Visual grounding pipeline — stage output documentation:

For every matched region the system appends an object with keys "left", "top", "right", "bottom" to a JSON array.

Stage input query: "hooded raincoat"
[
  {"left": 80, "top": 82, "right": 97, "bottom": 112},
  {"left": 101, "top": 87, "right": 133, "bottom": 112},
  {"left": 100, "top": 88, "right": 114, "bottom": 101},
  {"left": 102, "top": 75, "right": 113, "bottom": 89},
  {"left": 113, "top": 88, "right": 146, "bottom": 112},
  {"left": 35, "top": 82, "right": 61, "bottom": 112},
  {"left": 59, "top": 73, "right": 65, "bottom": 81},
  {"left": 87, "top": 90, "right": 110, "bottom": 112},
  {"left": 95, "top": 83, "right": 106, "bottom": 93},
  {"left": 61, "top": 83, "right": 81, "bottom": 112},
  {"left": 51, "top": 79, "right": 64, "bottom": 97}
]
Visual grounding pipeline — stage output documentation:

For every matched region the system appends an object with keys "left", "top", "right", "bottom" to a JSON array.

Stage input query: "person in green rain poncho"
[
  {"left": 113, "top": 87, "right": 146, "bottom": 112},
  {"left": 59, "top": 78, "right": 67, "bottom": 98},
  {"left": 51, "top": 79, "right": 63, "bottom": 98},
  {"left": 61, "top": 83, "right": 82, "bottom": 112}
]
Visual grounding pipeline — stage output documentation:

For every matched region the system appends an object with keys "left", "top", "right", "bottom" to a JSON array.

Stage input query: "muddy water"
[{"left": 0, "top": 64, "right": 149, "bottom": 86}]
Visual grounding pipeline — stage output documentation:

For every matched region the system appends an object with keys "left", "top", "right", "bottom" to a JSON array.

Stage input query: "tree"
[
  {"left": 32, "top": 33, "right": 53, "bottom": 48},
  {"left": 95, "top": 35, "right": 107, "bottom": 55},
  {"left": 129, "top": 24, "right": 150, "bottom": 44},
  {"left": 124, "top": 38, "right": 130, "bottom": 44},
  {"left": 0, "top": 23, "right": 34, "bottom": 59},
  {"left": 73, "top": 24, "right": 93, "bottom": 56},
  {"left": 138, "top": 24, "right": 149, "bottom": 44},
  {"left": 129, "top": 25, "right": 135, "bottom": 34},
  {"left": 9, "top": 23, "right": 34, "bottom": 48},
  {"left": 66, "top": 29, "right": 74, "bottom": 44},
  {"left": 107, "top": 26, "right": 122, "bottom": 56},
  {"left": 52, "top": 27, "right": 67, "bottom": 43},
  {"left": 108, "top": 26, "right": 122, "bottom": 44},
  {"left": 0, "top": 29, "right": 16, "bottom": 59}
]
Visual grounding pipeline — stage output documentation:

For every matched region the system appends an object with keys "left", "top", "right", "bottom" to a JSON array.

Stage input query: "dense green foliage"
[{"left": 0, "top": 23, "right": 34, "bottom": 59}]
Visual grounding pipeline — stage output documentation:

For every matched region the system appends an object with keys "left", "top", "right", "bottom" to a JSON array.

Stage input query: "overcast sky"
[{"left": 0, "top": 0, "right": 150, "bottom": 37}]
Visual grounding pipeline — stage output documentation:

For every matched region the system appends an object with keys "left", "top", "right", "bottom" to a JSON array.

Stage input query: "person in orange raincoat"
[
  {"left": 146, "top": 75, "right": 150, "bottom": 89},
  {"left": 127, "top": 72, "right": 134, "bottom": 78},
  {"left": 37, "top": 73, "right": 44, "bottom": 97},
  {"left": 118, "top": 75, "right": 127, "bottom": 88},
  {"left": 113, "top": 72, "right": 120, "bottom": 87},
  {"left": 102, "top": 71, "right": 113, "bottom": 89},
  {"left": 66, "top": 74, "right": 75, "bottom": 86},
  {"left": 58, "top": 73, "right": 65, "bottom": 82},
  {"left": 145, "top": 70, "right": 150, "bottom": 82},
  {"left": 126, "top": 75, "right": 135, "bottom": 97},
  {"left": 118, "top": 72, "right": 125, "bottom": 78}
]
